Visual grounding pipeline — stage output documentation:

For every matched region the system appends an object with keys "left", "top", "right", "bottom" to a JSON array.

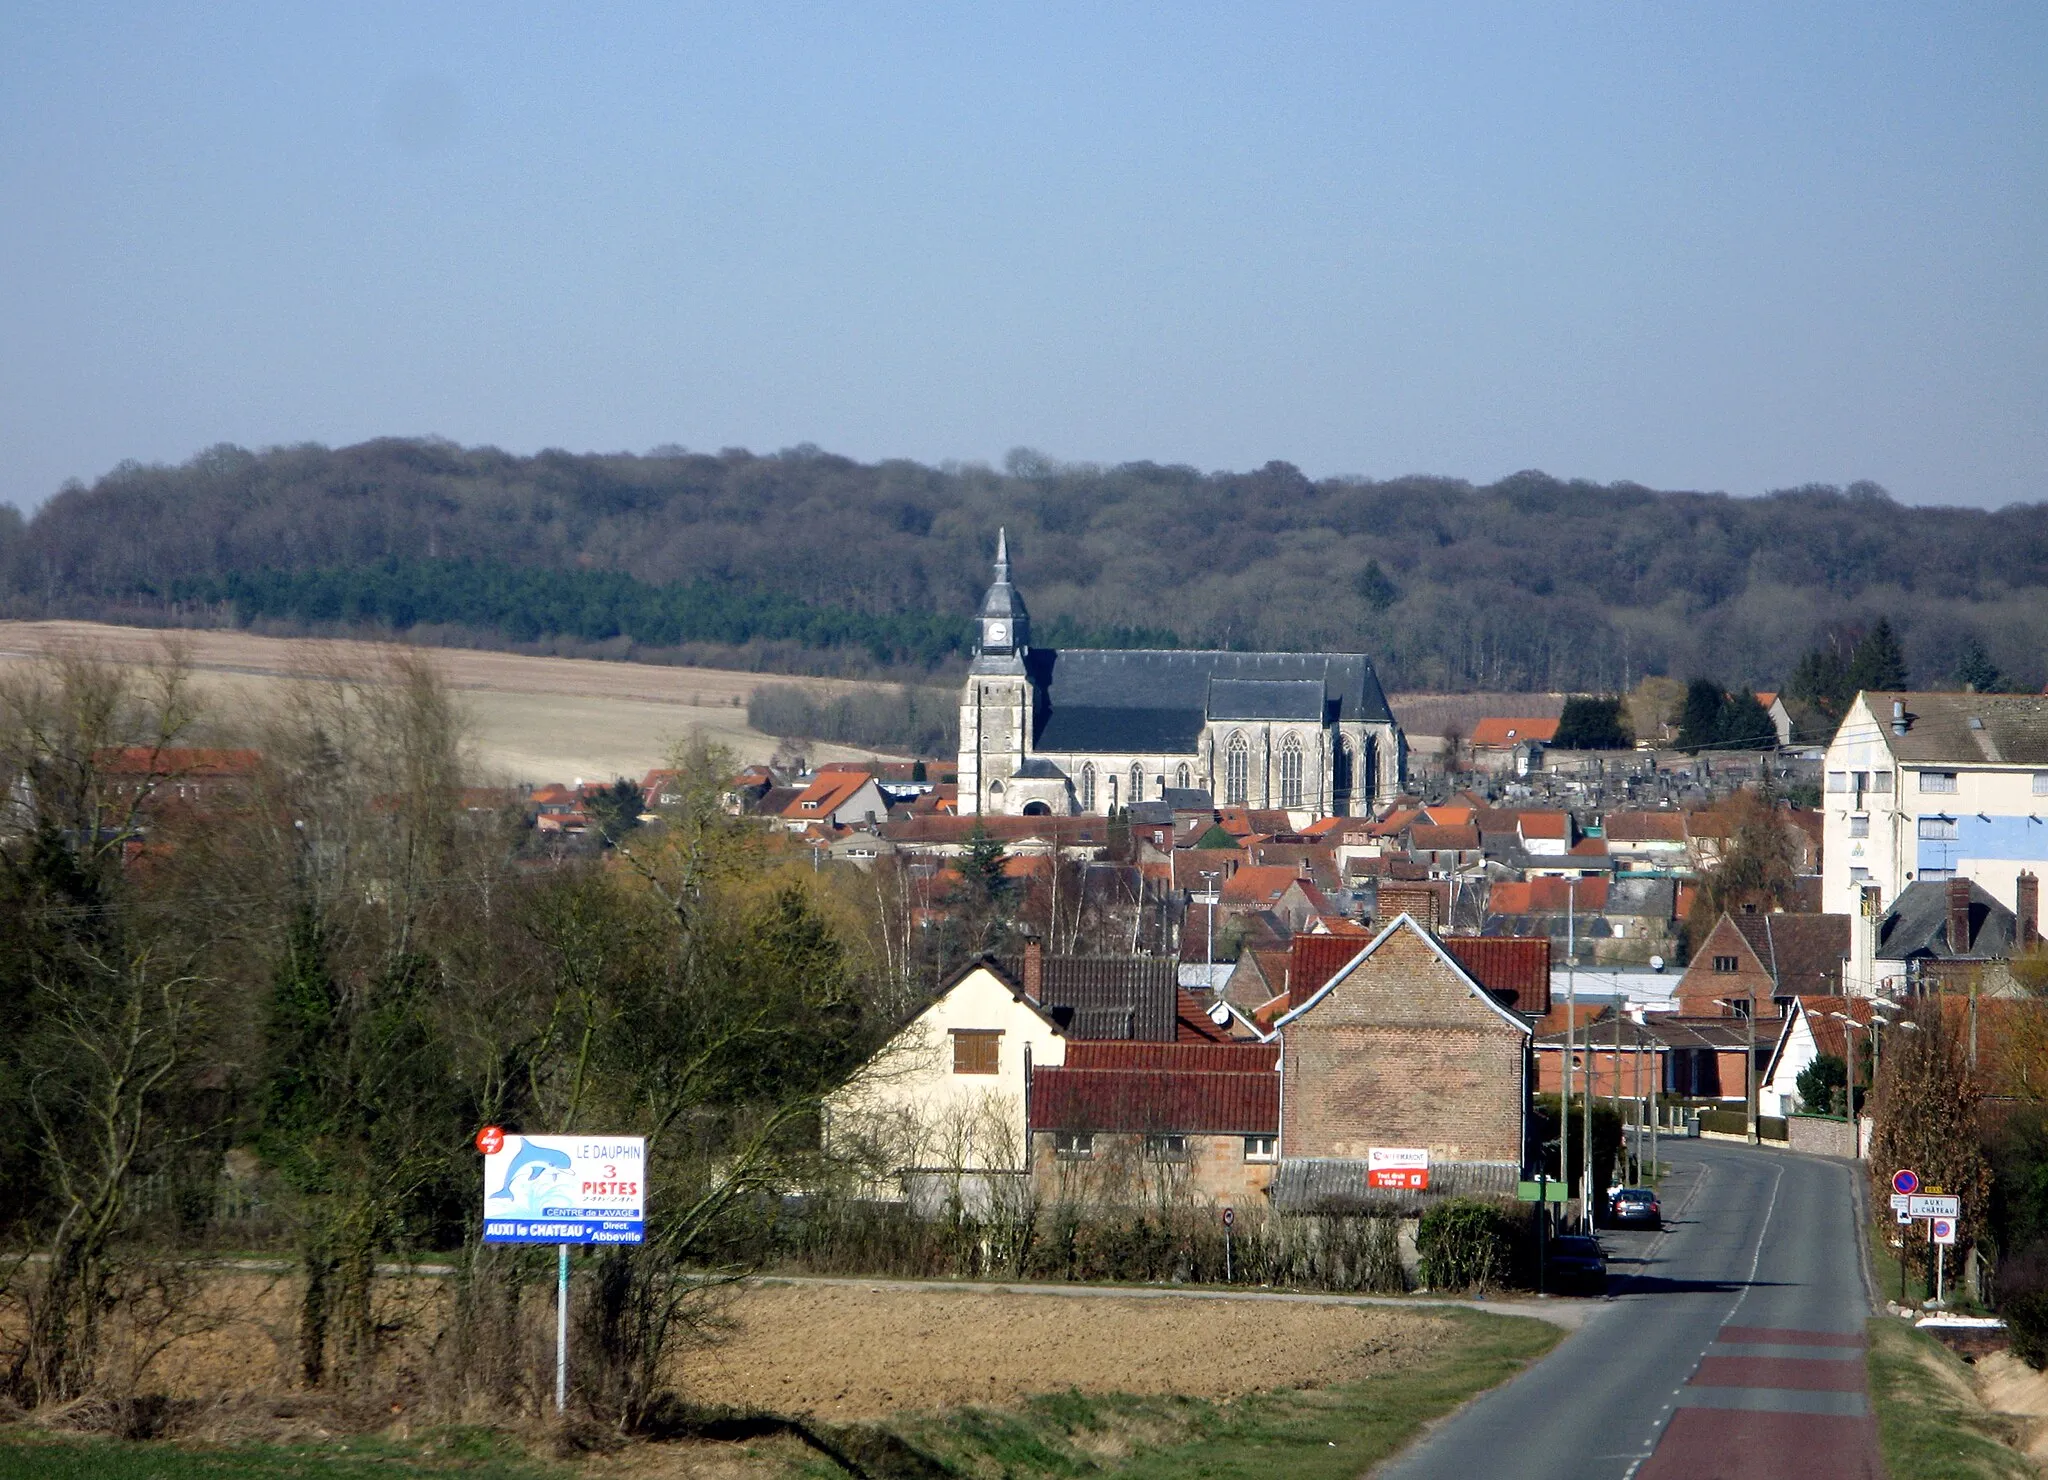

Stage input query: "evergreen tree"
[
  {"left": 1716, "top": 689, "right": 1775, "bottom": 751},
  {"left": 1353, "top": 560, "right": 1400, "bottom": 613},
  {"left": 1846, "top": 617, "right": 1909, "bottom": 693},
  {"left": 1552, "top": 695, "right": 1632, "bottom": 750},
  {"left": 1788, "top": 645, "right": 1853, "bottom": 720},
  {"left": 1677, "top": 679, "right": 1726, "bottom": 753},
  {"left": 587, "top": 777, "right": 645, "bottom": 843},
  {"left": 1955, "top": 636, "right": 2005, "bottom": 694}
]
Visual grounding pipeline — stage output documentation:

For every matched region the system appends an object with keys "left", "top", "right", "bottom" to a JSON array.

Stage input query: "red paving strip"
[
  {"left": 1638, "top": 1409, "right": 1884, "bottom": 1480},
  {"left": 1689, "top": 1355, "right": 1868, "bottom": 1392},
  {"left": 1717, "top": 1325, "right": 1865, "bottom": 1348}
]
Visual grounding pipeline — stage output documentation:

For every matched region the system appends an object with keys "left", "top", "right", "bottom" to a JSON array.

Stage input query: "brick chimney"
[
  {"left": 1947, "top": 878, "right": 1973, "bottom": 956},
  {"left": 1379, "top": 880, "right": 1440, "bottom": 931},
  {"left": 1022, "top": 939, "right": 1044, "bottom": 1001},
  {"left": 2019, "top": 871, "right": 2040, "bottom": 949}
]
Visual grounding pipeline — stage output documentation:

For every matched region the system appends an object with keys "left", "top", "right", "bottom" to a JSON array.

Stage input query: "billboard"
[
  {"left": 482, "top": 1134, "right": 646, "bottom": 1244},
  {"left": 1367, "top": 1146, "right": 1430, "bottom": 1191}
]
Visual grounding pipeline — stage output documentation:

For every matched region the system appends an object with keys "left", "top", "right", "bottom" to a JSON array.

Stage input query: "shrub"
[
  {"left": 2005, "top": 1289, "right": 2048, "bottom": 1370},
  {"left": 1416, "top": 1199, "right": 1517, "bottom": 1293}
]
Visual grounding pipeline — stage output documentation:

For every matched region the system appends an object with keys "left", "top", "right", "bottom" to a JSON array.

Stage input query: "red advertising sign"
[
  {"left": 1368, "top": 1167, "right": 1431, "bottom": 1190},
  {"left": 476, "top": 1125, "right": 505, "bottom": 1155}
]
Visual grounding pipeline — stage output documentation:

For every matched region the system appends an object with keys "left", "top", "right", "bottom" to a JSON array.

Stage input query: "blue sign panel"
[{"left": 481, "top": 1134, "right": 645, "bottom": 1244}]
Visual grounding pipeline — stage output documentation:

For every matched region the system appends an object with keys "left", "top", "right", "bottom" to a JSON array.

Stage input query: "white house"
[
  {"left": 1760, "top": 998, "right": 1875, "bottom": 1118},
  {"left": 1820, "top": 691, "right": 2048, "bottom": 920},
  {"left": 825, "top": 959, "right": 1069, "bottom": 1179}
]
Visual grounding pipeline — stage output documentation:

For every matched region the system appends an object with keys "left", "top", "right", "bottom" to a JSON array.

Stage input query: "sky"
[{"left": 2, "top": 3, "right": 2043, "bottom": 512}]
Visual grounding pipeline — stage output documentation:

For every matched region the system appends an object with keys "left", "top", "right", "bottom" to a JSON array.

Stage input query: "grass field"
[{"left": 1866, "top": 1317, "right": 2034, "bottom": 1479}]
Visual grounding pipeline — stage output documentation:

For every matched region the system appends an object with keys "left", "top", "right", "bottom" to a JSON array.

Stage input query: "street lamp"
[{"left": 1716, "top": 993, "right": 1760, "bottom": 1143}]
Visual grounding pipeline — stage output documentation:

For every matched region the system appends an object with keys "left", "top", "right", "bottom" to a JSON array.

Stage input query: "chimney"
[
  {"left": 1023, "top": 939, "right": 1044, "bottom": 1001},
  {"left": 1892, "top": 700, "right": 1907, "bottom": 737},
  {"left": 1947, "top": 878, "right": 1973, "bottom": 956},
  {"left": 2019, "top": 871, "right": 2040, "bottom": 949}
]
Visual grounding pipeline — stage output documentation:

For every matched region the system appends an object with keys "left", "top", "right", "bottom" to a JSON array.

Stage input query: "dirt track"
[
  {"left": 684, "top": 1282, "right": 1457, "bottom": 1419},
  {"left": 0, "top": 621, "right": 892, "bottom": 783}
]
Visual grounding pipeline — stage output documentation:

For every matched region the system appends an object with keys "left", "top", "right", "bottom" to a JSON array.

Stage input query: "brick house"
[
  {"left": 1028, "top": 1040, "right": 1281, "bottom": 1205},
  {"left": 1675, "top": 911, "right": 1850, "bottom": 1015},
  {"left": 1274, "top": 914, "right": 1532, "bottom": 1171}
]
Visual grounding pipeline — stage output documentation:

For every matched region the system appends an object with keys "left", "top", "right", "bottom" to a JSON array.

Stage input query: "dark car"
[
  {"left": 1608, "top": 1187, "right": 1662, "bottom": 1228},
  {"left": 1545, "top": 1234, "right": 1608, "bottom": 1294}
]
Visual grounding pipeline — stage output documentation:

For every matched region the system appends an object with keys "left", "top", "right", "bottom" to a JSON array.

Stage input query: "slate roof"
[
  {"left": 1028, "top": 649, "right": 1394, "bottom": 755},
  {"left": 1730, "top": 913, "right": 1850, "bottom": 995},
  {"left": 1861, "top": 692, "right": 2048, "bottom": 766},
  {"left": 1879, "top": 880, "right": 2020, "bottom": 961},
  {"left": 995, "top": 954, "right": 1181, "bottom": 1041}
]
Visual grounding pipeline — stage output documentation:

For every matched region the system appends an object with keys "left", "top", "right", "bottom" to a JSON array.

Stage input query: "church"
[{"left": 959, "top": 534, "right": 1405, "bottom": 819}]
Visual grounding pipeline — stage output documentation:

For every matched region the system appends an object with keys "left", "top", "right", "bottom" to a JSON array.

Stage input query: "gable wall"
[
  {"left": 1675, "top": 917, "right": 1776, "bottom": 1012},
  {"left": 1280, "top": 927, "right": 1525, "bottom": 1164}
]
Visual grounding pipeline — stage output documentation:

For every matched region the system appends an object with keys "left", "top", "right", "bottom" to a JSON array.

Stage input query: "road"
[{"left": 1380, "top": 1138, "right": 1882, "bottom": 1480}]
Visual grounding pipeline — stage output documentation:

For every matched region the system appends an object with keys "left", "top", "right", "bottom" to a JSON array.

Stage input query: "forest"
[{"left": 3, "top": 438, "right": 2045, "bottom": 692}]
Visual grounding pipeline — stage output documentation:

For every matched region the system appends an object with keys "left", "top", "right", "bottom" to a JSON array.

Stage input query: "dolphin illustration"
[{"left": 489, "top": 1138, "right": 572, "bottom": 1201}]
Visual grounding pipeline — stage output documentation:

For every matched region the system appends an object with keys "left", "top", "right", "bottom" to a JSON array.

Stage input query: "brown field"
[
  {"left": 0, "top": 621, "right": 896, "bottom": 784},
  {"left": 29, "top": 1271, "right": 1459, "bottom": 1426}
]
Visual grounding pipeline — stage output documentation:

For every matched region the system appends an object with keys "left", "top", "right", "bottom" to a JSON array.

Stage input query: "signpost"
[
  {"left": 1932, "top": 1217, "right": 1957, "bottom": 1306},
  {"left": 1368, "top": 1147, "right": 1430, "bottom": 1190},
  {"left": 1890, "top": 1172, "right": 1967, "bottom": 1309},
  {"left": 1222, "top": 1205, "right": 1234, "bottom": 1282},
  {"left": 480, "top": 1131, "right": 646, "bottom": 1413},
  {"left": 1908, "top": 1195, "right": 1960, "bottom": 1220},
  {"left": 1892, "top": 1169, "right": 1920, "bottom": 1196}
]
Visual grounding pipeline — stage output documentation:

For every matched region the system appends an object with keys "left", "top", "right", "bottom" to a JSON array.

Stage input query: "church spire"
[{"left": 995, "top": 527, "right": 1009, "bottom": 582}]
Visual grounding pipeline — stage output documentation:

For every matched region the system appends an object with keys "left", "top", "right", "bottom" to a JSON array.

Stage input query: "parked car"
[
  {"left": 1545, "top": 1234, "right": 1608, "bottom": 1294},
  {"left": 1608, "top": 1187, "right": 1662, "bottom": 1228}
]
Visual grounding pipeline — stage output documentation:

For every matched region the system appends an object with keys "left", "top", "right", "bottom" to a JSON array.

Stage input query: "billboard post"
[{"left": 478, "top": 1129, "right": 646, "bottom": 1413}]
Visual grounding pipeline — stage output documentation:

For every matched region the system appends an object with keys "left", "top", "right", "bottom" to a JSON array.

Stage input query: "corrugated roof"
[{"left": 1029, "top": 1068, "right": 1278, "bottom": 1134}]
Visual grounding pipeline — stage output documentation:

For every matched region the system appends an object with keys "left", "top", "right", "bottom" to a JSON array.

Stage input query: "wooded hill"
[{"left": 3, "top": 439, "right": 2043, "bottom": 692}]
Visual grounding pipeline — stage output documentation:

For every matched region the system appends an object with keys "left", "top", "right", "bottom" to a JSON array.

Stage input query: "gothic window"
[
  {"left": 1176, "top": 763, "right": 1191, "bottom": 790},
  {"left": 1079, "top": 763, "right": 1096, "bottom": 811},
  {"left": 1333, "top": 734, "right": 1354, "bottom": 808},
  {"left": 1106, "top": 774, "right": 1119, "bottom": 811},
  {"left": 1224, "top": 733, "right": 1249, "bottom": 806},
  {"left": 1130, "top": 762, "right": 1145, "bottom": 804},
  {"left": 1279, "top": 733, "right": 1305, "bottom": 808}
]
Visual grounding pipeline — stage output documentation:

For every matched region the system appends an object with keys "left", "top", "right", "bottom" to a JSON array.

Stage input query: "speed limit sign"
[{"left": 1222, "top": 1206, "right": 1235, "bottom": 1228}]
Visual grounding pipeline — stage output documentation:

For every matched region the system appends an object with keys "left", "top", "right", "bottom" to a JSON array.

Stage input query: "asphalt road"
[{"left": 1380, "top": 1138, "right": 1881, "bottom": 1480}]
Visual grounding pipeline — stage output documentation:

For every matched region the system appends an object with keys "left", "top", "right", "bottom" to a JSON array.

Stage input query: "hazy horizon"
[{"left": 4, "top": 5, "right": 2042, "bottom": 514}]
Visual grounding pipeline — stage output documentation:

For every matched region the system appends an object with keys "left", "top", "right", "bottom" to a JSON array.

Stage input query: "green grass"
[
  {"left": 0, "top": 1427, "right": 564, "bottom": 1480},
  {"left": 1866, "top": 1318, "right": 2033, "bottom": 1480},
  {"left": 865, "top": 1308, "right": 1563, "bottom": 1480}
]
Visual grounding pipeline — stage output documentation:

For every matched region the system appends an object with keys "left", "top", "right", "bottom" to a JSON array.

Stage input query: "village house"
[
  {"left": 1271, "top": 914, "right": 1534, "bottom": 1202},
  {"left": 1863, "top": 875, "right": 2040, "bottom": 997},
  {"left": 1601, "top": 811, "right": 1691, "bottom": 874},
  {"left": 1467, "top": 717, "right": 1560, "bottom": 774},
  {"left": 1820, "top": 690, "right": 2048, "bottom": 919},
  {"left": 779, "top": 765, "right": 890, "bottom": 830},
  {"left": 1674, "top": 910, "right": 1850, "bottom": 1015}
]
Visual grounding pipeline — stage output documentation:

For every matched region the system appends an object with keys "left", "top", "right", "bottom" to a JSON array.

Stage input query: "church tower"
[{"left": 959, "top": 530, "right": 1034, "bottom": 815}]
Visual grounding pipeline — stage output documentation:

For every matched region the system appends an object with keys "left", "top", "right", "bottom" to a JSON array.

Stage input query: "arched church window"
[
  {"left": 1280, "top": 733, "right": 1305, "bottom": 809},
  {"left": 1333, "top": 734, "right": 1354, "bottom": 810},
  {"left": 1130, "top": 762, "right": 1145, "bottom": 805},
  {"left": 1224, "top": 733, "right": 1249, "bottom": 806},
  {"left": 1106, "top": 773, "right": 1119, "bottom": 812},
  {"left": 1080, "top": 763, "right": 1096, "bottom": 811},
  {"left": 1176, "top": 763, "right": 1191, "bottom": 790}
]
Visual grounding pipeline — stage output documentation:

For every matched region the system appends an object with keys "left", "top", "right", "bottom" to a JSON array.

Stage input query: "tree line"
[{"left": 3, "top": 439, "right": 2044, "bottom": 692}]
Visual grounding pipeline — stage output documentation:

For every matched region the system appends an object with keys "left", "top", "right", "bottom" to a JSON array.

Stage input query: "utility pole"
[
  {"left": 1747, "top": 988, "right": 1759, "bottom": 1144},
  {"left": 1200, "top": 870, "right": 1219, "bottom": 974},
  {"left": 1564, "top": 881, "right": 1576, "bottom": 1228}
]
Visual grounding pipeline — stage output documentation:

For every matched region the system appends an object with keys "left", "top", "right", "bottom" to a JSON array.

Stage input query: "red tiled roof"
[
  {"left": 1489, "top": 877, "right": 1610, "bottom": 914},
  {"left": 1410, "top": 824, "right": 1480, "bottom": 850},
  {"left": 1220, "top": 865, "right": 1303, "bottom": 905},
  {"left": 1601, "top": 811, "right": 1688, "bottom": 844},
  {"left": 97, "top": 746, "right": 262, "bottom": 779},
  {"left": 1517, "top": 812, "right": 1571, "bottom": 840},
  {"left": 1028, "top": 1068, "right": 1278, "bottom": 1135},
  {"left": 1469, "top": 717, "right": 1561, "bottom": 748},
  {"left": 1443, "top": 936, "right": 1552, "bottom": 1014},
  {"left": 1176, "top": 989, "right": 1236, "bottom": 1042},
  {"left": 783, "top": 772, "right": 872, "bottom": 818},
  {"left": 1286, "top": 933, "right": 1369, "bottom": 1008},
  {"left": 1063, "top": 1041, "right": 1278, "bottom": 1073},
  {"left": 1569, "top": 838, "right": 1609, "bottom": 857},
  {"left": 1421, "top": 804, "right": 1477, "bottom": 826}
]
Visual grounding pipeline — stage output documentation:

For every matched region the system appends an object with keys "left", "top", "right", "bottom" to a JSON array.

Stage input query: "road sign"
[
  {"left": 1222, "top": 1206, "right": 1235, "bottom": 1227},
  {"left": 476, "top": 1125, "right": 505, "bottom": 1156},
  {"left": 1897, "top": 1209, "right": 1914, "bottom": 1225},
  {"left": 1908, "top": 1195, "right": 1960, "bottom": 1220},
  {"left": 483, "top": 1134, "right": 646, "bottom": 1245},
  {"left": 1518, "top": 1179, "right": 1569, "bottom": 1203},
  {"left": 1369, "top": 1147, "right": 1430, "bottom": 1190},
  {"left": 1932, "top": 1218, "right": 1957, "bottom": 1246},
  {"left": 1889, "top": 1194, "right": 1909, "bottom": 1213},
  {"left": 1892, "top": 1169, "right": 1920, "bottom": 1196}
]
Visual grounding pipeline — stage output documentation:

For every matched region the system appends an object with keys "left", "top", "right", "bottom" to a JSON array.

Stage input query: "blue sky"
[{"left": 2, "top": 3, "right": 2042, "bottom": 510}]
